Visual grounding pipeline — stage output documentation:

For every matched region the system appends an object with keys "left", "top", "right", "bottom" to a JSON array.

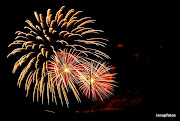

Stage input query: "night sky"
[{"left": 1, "top": 0, "right": 178, "bottom": 120}]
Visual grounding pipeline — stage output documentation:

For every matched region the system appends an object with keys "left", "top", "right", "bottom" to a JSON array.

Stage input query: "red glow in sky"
[{"left": 117, "top": 44, "right": 124, "bottom": 48}]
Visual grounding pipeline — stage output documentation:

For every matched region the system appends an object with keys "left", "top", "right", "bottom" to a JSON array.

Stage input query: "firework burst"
[
  {"left": 48, "top": 49, "right": 85, "bottom": 106},
  {"left": 48, "top": 50, "right": 117, "bottom": 105},
  {"left": 7, "top": 6, "right": 116, "bottom": 105},
  {"left": 78, "top": 60, "right": 117, "bottom": 101},
  {"left": 7, "top": 6, "right": 109, "bottom": 101}
]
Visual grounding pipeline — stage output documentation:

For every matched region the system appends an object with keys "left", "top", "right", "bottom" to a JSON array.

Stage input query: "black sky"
[{"left": 1, "top": 0, "right": 178, "bottom": 120}]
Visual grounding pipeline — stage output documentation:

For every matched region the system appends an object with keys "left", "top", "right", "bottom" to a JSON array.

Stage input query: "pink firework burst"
[
  {"left": 48, "top": 49, "right": 86, "bottom": 107},
  {"left": 78, "top": 60, "right": 117, "bottom": 101}
]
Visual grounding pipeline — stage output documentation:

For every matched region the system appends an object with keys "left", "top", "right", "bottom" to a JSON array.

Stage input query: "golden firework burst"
[{"left": 7, "top": 6, "right": 116, "bottom": 106}]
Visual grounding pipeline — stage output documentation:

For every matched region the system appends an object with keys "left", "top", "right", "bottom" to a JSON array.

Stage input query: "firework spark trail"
[
  {"left": 48, "top": 49, "right": 84, "bottom": 107},
  {"left": 7, "top": 6, "right": 115, "bottom": 105},
  {"left": 78, "top": 60, "right": 117, "bottom": 101}
]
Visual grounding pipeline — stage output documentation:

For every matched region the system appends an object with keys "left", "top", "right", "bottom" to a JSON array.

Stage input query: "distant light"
[
  {"left": 117, "top": 44, "right": 124, "bottom": 48},
  {"left": 134, "top": 54, "right": 140, "bottom": 57},
  {"left": 160, "top": 44, "right": 164, "bottom": 49},
  {"left": 106, "top": 37, "right": 110, "bottom": 40},
  {"left": 134, "top": 54, "right": 140, "bottom": 60},
  {"left": 75, "top": 110, "right": 79, "bottom": 113}
]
